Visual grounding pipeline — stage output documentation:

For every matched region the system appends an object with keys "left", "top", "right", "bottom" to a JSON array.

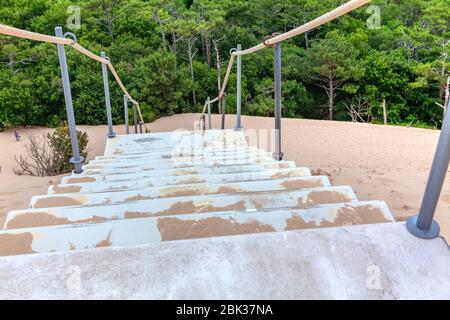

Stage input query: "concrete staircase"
[{"left": 0, "top": 129, "right": 395, "bottom": 257}]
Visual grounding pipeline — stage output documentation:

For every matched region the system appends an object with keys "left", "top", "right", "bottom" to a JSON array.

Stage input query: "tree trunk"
[
  {"left": 205, "top": 37, "right": 211, "bottom": 67},
  {"left": 107, "top": 19, "right": 114, "bottom": 37},
  {"left": 201, "top": 34, "right": 206, "bottom": 58},
  {"left": 439, "top": 52, "right": 447, "bottom": 99},
  {"left": 102, "top": 4, "right": 114, "bottom": 37},
  {"left": 188, "top": 38, "right": 197, "bottom": 106},
  {"left": 382, "top": 99, "right": 387, "bottom": 125},
  {"left": 213, "top": 40, "right": 221, "bottom": 97},
  {"left": 155, "top": 14, "right": 166, "bottom": 50},
  {"left": 171, "top": 32, "right": 177, "bottom": 54},
  {"left": 444, "top": 76, "right": 450, "bottom": 117},
  {"left": 304, "top": 31, "right": 309, "bottom": 49},
  {"left": 328, "top": 75, "right": 334, "bottom": 120},
  {"left": 303, "top": 18, "right": 309, "bottom": 49},
  {"left": 8, "top": 53, "right": 14, "bottom": 74}
]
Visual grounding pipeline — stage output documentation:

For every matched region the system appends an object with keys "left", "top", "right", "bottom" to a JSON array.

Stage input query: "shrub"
[{"left": 14, "top": 123, "right": 89, "bottom": 176}]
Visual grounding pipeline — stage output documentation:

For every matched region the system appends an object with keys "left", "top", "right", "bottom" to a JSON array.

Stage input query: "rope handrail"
[
  {"left": 199, "top": 0, "right": 372, "bottom": 126},
  {"left": 0, "top": 24, "right": 71, "bottom": 45},
  {"left": 232, "top": 0, "right": 371, "bottom": 56},
  {"left": 219, "top": 54, "right": 235, "bottom": 99},
  {"left": 106, "top": 61, "right": 147, "bottom": 131},
  {"left": 0, "top": 23, "right": 148, "bottom": 130}
]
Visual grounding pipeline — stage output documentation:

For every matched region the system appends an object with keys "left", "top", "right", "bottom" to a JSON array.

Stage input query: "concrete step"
[
  {"left": 106, "top": 145, "right": 252, "bottom": 158},
  {"left": 30, "top": 176, "right": 331, "bottom": 209},
  {"left": 0, "top": 201, "right": 394, "bottom": 256},
  {"left": 108, "top": 140, "right": 249, "bottom": 156},
  {"left": 105, "top": 130, "right": 248, "bottom": 156},
  {"left": 3, "top": 222, "right": 448, "bottom": 299},
  {"left": 91, "top": 147, "right": 266, "bottom": 164},
  {"left": 48, "top": 168, "right": 312, "bottom": 195},
  {"left": 61, "top": 161, "right": 298, "bottom": 184},
  {"left": 105, "top": 129, "right": 247, "bottom": 149},
  {"left": 5, "top": 186, "right": 358, "bottom": 229},
  {"left": 107, "top": 128, "right": 246, "bottom": 143},
  {"left": 82, "top": 155, "right": 275, "bottom": 174},
  {"left": 98, "top": 144, "right": 260, "bottom": 157}
]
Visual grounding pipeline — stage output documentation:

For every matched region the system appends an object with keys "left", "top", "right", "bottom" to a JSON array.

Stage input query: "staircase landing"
[{"left": 0, "top": 222, "right": 449, "bottom": 299}]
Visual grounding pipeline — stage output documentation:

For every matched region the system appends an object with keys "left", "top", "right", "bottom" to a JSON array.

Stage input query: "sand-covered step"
[
  {"left": 105, "top": 130, "right": 248, "bottom": 156},
  {"left": 80, "top": 157, "right": 281, "bottom": 176},
  {"left": 85, "top": 155, "right": 272, "bottom": 171},
  {"left": 105, "top": 129, "right": 247, "bottom": 151},
  {"left": 5, "top": 186, "right": 358, "bottom": 229},
  {"left": 92, "top": 149, "right": 268, "bottom": 166},
  {"left": 93, "top": 146, "right": 265, "bottom": 162},
  {"left": 110, "top": 142, "right": 247, "bottom": 156},
  {"left": 31, "top": 176, "right": 331, "bottom": 209},
  {"left": 61, "top": 161, "right": 298, "bottom": 184},
  {"left": 83, "top": 154, "right": 274, "bottom": 173},
  {"left": 108, "top": 140, "right": 249, "bottom": 157},
  {"left": 0, "top": 201, "right": 394, "bottom": 256},
  {"left": 48, "top": 168, "right": 313, "bottom": 195},
  {"left": 108, "top": 142, "right": 251, "bottom": 157},
  {"left": 106, "top": 128, "right": 246, "bottom": 145}
]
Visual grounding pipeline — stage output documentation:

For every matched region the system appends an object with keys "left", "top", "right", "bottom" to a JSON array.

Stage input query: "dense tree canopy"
[{"left": 0, "top": 0, "right": 448, "bottom": 129}]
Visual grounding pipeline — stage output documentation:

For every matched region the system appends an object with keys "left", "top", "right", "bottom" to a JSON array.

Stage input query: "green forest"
[{"left": 0, "top": 0, "right": 448, "bottom": 130}]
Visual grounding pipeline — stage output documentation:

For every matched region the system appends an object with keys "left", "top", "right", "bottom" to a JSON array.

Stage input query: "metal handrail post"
[
  {"left": 406, "top": 103, "right": 450, "bottom": 239},
  {"left": 221, "top": 93, "right": 227, "bottom": 130},
  {"left": 273, "top": 42, "right": 284, "bottom": 161},
  {"left": 207, "top": 97, "right": 212, "bottom": 130},
  {"left": 235, "top": 44, "right": 243, "bottom": 130},
  {"left": 100, "top": 51, "right": 116, "bottom": 138},
  {"left": 55, "top": 27, "right": 84, "bottom": 174},
  {"left": 133, "top": 104, "right": 138, "bottom": 134},
  {"left": 123, "top": 95, "right": 129, "bottom": 134}
]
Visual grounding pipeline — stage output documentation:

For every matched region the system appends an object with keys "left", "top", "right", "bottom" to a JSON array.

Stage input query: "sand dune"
[{"left": 1, "top": 113, "right": 449, "bottom": 241}]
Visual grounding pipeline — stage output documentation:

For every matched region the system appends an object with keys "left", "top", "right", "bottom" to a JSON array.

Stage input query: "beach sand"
[{"left": 1, "top": 113, "right": 449, "bottom": 241}]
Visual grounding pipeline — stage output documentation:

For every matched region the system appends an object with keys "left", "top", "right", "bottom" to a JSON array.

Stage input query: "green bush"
[
  {"left": 47, "top": 122, "right": 89, "bottom": 174},
  {"left": 14, "top": 122, "right": 89, "bottom": 176}
]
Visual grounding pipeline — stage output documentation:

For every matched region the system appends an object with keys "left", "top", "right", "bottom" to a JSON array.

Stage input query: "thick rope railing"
[
  {"left": 234, "top": 0, "right": 371, "bottom": 56},
  {"left": 0, "top": 23, "right": 148, "bottom": 131},
  {"left": 107, "top": 62, "right": 148, "bottom": 131},
  {"left": 0, "top": 24, "right": 71, "bottom": 45},
  {"left": 199, "top": 0, "right": 371, "bottom": 126}
]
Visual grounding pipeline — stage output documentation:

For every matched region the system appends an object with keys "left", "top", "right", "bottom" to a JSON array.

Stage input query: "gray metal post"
[
  {"left": 221, "top": 93, "right": 227, "bottom": 130},
  {"left": 55, "top": 27, "right": 84, "bottom": 174},
  {"left": 123, "top": 95, "right": 129, "bottom": 134},
  {"left": 207, "top": 97, "right": 212, "bottom": 130},
  {"left": 235, "top": 44, "right": 243, "bottom": 130},
  {"left": 133, "top": 104, "right": 138, "bottom": 134},
  {"left": 406, "top": 103, "right": 450, "bottom": 239},
  {"left": 273, "top": 42, "right": 284, "bottom": 161},
  {"left": 100, "top": 52, "right": 116, "bottom": 138},
  {"left": 139, "top": 122, "right": 143, "bottom": 134}
]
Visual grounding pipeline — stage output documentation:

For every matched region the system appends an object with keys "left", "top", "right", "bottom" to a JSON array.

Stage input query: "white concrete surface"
[{"left": 0, "top": 222, "right": 448, "bottom": 299}]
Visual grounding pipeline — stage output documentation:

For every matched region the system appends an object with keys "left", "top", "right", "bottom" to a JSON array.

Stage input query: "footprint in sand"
[
  {"left": 441, "top": 195, "right": 450, "bottom": 205},
  {"left": 377, "top": 177, "right": 396, "bottom": 185}
]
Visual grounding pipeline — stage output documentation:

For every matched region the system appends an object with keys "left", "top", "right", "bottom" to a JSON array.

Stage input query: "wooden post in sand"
[{"left": 382, "top": 99, "right": 387, "bottom": 125}]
